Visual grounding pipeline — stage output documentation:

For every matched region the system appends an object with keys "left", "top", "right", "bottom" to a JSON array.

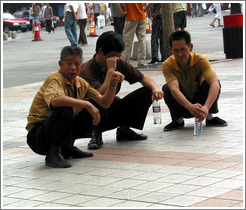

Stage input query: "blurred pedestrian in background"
[
  {"left": 86, "top": 3, "right": 94, "bottom": 30},
  {"left": 118, "top": 3, "right": 147, "bottom": 66},
  {"left": 77, "top": 2, "right": 88, "bottom": 45},
  {"left": 44, "top": 3, "right": 53, "bottom": 33},
  {"left": 209, "top": 3, "right": 223, "bottom": 27},
  {"left": 108, "top": 3, "right": 125, "bottom": 35},
  {"left": 148, "top": 3, "right": 164, "bottom": 64},
  {"left": 31, "top": 3, "right": 41, "bottom": 34},
  {"left": 64, "top": 2, "right": 78, "bottom": 46},
  {"left": 173, "top": 3, "right": 192, "bottom": 31}
]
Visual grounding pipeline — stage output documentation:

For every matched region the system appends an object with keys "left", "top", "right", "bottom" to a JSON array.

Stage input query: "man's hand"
[
  {"left": 188, "top": 103, "right": 207, "bottom": 121},
  {"left": 110, "top": 71, "right": 125, "bottom": 88},
  {"left": 106, "top": 56, "right": 118, "bottom": 71},
  {"left": 152, "top": 88, "right": 164, "bottom": 101},
  {"left": 86, "top": 103, "right": 101, "bottom": 125}
]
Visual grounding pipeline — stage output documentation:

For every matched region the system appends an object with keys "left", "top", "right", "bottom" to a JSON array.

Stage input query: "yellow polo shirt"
[
  {"left": 162, "top": 52, "right": 217, "bottom": 99},
  {"left": 26, "top": 70, "right": 99, "bottom": 131}
]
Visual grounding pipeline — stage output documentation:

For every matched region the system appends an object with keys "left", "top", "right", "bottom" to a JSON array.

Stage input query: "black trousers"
[
  {"left": 45, "top": 19, "right": 52, "bottom": 33},
  {"left": 162, "top": 81, "right": 220, "bottom": 121},
  {"left": 27, "top": 107, "right": 95, "bottom": 155},
  {"left": 92, "top": 87, "right": 152, "bottom": 132},
  {"left": 113, "top": 17, "right": 125, "bottom": 35},
  {"left": 151, "top": 14, "right": 164, "bottom": 60}
]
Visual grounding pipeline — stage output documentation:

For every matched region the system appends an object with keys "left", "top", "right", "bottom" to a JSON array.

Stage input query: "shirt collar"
[
  {"left": 172, "top": 52, "right": 196, "bottom": 70},
  {"left": 58, "top": 70, "right": 81, "bottom": 88}
]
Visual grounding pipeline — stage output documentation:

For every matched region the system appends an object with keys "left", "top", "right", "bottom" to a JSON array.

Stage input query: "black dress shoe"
[
  {"left": 164, "top": 121, "right": 184, "bottom": 131},
  {"left": 116, "top": 127, "right": 147, "bottom": 141},
  {"left": 45, "top": 153, "right": 71, "bottom": 168},
  {"left": 62, "top": 146, "right": 94, "bottom": 159},
  {"left": 148, "top": 57, "right": 160, "bottom": 64},
  {"left": 206, "top": 117, "right": 228, "bottom": 126},
  {"left": 88, "top": 125, "right": 103, "bottom": 150}
]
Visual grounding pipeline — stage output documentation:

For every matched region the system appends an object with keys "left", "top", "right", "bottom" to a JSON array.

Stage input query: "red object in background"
[
  {"left": 32, "top": 20, "right": 42, "bottom": 41},
  {"left": 223, "top": 13, "right": 243, "bottom": 28}
]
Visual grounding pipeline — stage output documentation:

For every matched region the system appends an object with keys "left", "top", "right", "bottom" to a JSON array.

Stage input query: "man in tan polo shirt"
[{"left": 162, "top": 31, "right": 227, "bottom": 131}]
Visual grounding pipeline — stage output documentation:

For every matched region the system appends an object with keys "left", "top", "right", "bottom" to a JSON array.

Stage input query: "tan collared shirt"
[
  {"left": 162, "top": 52, "right": 217, "bottom": 99},
  {"left": 26, "top": 70, "right": 99, "bottom": 131}
]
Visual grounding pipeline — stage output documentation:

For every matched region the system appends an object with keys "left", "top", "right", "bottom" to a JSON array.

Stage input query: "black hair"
[
  {"left": 60, "top": 46, "right": 83, "bottom": 62},
  {"left": 96, "top": 31, "right": 125, "bottom": 55},
  {"left": 169, "top": 31, "right": 191, "bottom": 47}
]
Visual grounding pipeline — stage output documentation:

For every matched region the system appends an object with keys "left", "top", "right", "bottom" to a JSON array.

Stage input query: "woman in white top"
[{"left": 77, "top": 3, "right": 88, "bottom": 45}]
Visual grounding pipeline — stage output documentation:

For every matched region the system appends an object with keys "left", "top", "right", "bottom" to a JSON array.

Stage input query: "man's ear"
[
  {"left": 58, "top": 61, "right": 62, "bottom": 67},
  {"left": 189, "top": 43, "right": 193, "bottom": 52}
]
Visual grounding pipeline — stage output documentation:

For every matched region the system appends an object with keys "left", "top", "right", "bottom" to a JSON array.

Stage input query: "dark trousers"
[
  {"left": 45, "top": 19, "right": 52, "bottom": 32},
  {"left": 94, "top": 13, "right": 99, "bottom": 26},
  {"left": 27, "top": 107, "right": 94, "bottom": 155},
  {"left": 151, "top": 14, "right": 164, "bottom": 60},
  {"left": 113, "top": 17, "right": 125, "bottom": 35},
  {"left": 162, "top": 81, "right": 220, "bottom": 121},
  {"left": 78, "top": 19, "right": 87, "bottom": 44},
  {"left": 92, "top": 87, "right": 152, "bottom": 132}
]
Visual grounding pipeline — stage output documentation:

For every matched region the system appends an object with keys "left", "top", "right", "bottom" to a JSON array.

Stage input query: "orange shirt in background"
[{"left": 125, "top": 3, "right": 146, "bottom": 21}]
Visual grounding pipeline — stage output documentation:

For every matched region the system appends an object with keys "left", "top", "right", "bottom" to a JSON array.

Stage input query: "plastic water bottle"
[
  {"left": 152, "top": 100, "right": 162, "bottom": 124},
  {"left": 194, "top": 118, "right": 203, "bottom": 136}
]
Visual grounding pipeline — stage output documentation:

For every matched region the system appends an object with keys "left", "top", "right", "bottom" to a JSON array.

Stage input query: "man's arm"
[
  {"left": 140, "top": 75, "right": 164, "bottom": 100},
  {"left": 70, "top": 5, "right": 78, "bottom": 20},
  {"left": 97, "top": 57, "right": 125, "bottom": 95},
  {"left": 116, "top": 3, "right": 127, "bottom": 16},
  {"left": 202, "top": 76, "right": 220, "bottom": 117},
  {"left": 51, "top": 95, "right": 100, "bottom": 125}
]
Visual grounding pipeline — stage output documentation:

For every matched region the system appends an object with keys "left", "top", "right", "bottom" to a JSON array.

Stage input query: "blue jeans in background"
[{"left": 65, "top": 12, "right": 78, "bottom": 46}]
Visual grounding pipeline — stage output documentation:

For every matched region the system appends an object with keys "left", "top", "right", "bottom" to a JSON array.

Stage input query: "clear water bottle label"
[
  {"left": 194, "top": 118, "right": 203, "bottom": 136},
  {"left": 153, "top": 106, "right": 161, "bottom": 113}
]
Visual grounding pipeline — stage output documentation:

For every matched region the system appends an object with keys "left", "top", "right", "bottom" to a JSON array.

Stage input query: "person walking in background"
[
  {"left": 108, "top": 3, "right": 125, "bottom": 35},
  {"left": 173, "top": 3, "right": 192, "bottom": 31},
  {"left": 209, "top": 3, "right": 224, "bottom": 27},
  {"left": 44, "top": 3, "right": 53, "bottom": 33},
  {"left": 28, "top": 4, "right": 33, "bottom": 33},
  {"left": 197, "top": 3, "right": 204, "bottom": 17},
  {"left": 64, "top": 2, "right": 78, "bottom": 46},
  {"left": 31, "top": 3, "right": 41, "bottom": 34},
  {"left": 118, "top": 3, "right": 147, "bottom": 66},
  {"left": 148, "top": 3, "right": 164, "bottom": 64},
  {"left": 192, "top": 3, "right": 198, "bottom": 17},
  {"left": 86, "top": 3, "right": 94, "bottom": 30},
  {"left": 162, "top": 31, "right": 227, "bottom": 131},
  {"left": 93, "top": 3, "right": 101, "bottom": 27},
  {"left": 101, "top": 3, "right": 110, "bottom": 25},
  {"left": 77, "top": 2, "right": 88, "bottom": 45}
]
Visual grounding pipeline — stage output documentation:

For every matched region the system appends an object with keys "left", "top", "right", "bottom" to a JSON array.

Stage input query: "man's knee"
[{"left": 53, "top": 107, "right": 74, "bottom": 123}]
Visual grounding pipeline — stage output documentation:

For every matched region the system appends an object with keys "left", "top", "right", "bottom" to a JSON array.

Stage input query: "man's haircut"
[
  {"left": 60, "top": 46, "right": 83, "bottom": 62},
  {"left": 96, "top": 31, "right": 125, "bottom": 55},
  {"left": 169, "top": 31, "right": 191, "bottom": 47}
]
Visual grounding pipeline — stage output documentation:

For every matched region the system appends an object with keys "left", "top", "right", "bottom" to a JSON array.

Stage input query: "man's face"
[
  {"left": 59, "top": 55, "right": 82, "bottom": 82},
  {"left": 170, "top": 39, "right": 193, "bottom": 67}
]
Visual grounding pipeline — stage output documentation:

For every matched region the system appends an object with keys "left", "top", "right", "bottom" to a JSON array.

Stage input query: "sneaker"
[
  {"left": 164, "top": 121, "right": 184, "bottom": 131},
  {"left": 209, "top": 23, "right": 215, "bottom": 28},
  {"left": 206, "top": 117, "right": 228, "bottom": 126},
  {"left": 148, "top": 57, "right": 160, "bottom": 64}
]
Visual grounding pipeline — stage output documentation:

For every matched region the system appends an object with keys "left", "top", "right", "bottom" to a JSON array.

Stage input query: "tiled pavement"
[
  {"left": 2, "top": 8, "right": 244, "bottom": 209},
  {"left": 2, "top": 55, "right": 244, "bottom": 208}
]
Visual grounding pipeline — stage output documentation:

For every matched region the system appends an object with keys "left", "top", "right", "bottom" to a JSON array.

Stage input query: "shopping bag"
[{"left": 97, "top": 15, "right": 105, "bottom": 28}]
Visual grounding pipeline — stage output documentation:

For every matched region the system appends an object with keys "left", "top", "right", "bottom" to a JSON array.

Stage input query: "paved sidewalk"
[{"left": 2, "top": 11, "right": 244, "bottom": 208}]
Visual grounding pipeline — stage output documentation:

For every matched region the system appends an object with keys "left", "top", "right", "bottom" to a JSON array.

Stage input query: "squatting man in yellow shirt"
[
  {"left": 162, "top": 31, "right": 227, "bottom": 131},
  {"left": 26, "top": 46, "right": 124, "bottom": 168}
]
